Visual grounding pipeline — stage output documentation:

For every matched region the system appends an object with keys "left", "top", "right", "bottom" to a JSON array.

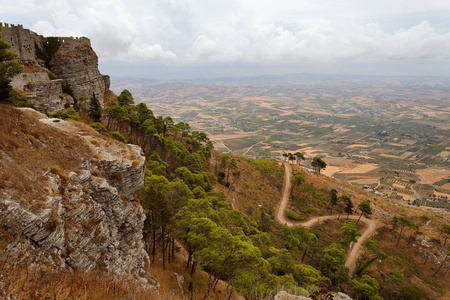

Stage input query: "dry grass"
[
  {"left": 364, "top": 227, "right": 450, "bottom": 299},
  {"left": 213, "top": 155, "right": 283, "bottom": 221},
  {"left": 0, "top": 245, "right": 241, "bottom": 300},
  {"left": 0, "top": 105, "right": 93, "bottom": 206}
]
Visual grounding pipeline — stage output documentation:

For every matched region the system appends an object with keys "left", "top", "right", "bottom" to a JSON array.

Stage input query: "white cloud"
[
  {"left": 186, "top": 19, "right": 450, "bottom": 63},
  {"left": 3, "top": 0, "right": 450, "bottom": 76}
]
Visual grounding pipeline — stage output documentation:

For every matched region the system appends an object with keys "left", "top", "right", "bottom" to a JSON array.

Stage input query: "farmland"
[{"left": 112, "top": 74, "right": 450, "bottom": 206}]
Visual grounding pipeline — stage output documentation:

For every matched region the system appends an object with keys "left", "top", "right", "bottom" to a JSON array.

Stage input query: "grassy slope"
[{"left": 222, "top": 161, "right": 450, "bottom": 299}]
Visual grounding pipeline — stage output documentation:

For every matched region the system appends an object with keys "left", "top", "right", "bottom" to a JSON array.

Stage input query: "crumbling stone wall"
[{"left": 1, "top": 23, "right": 109, "bottom": 112}]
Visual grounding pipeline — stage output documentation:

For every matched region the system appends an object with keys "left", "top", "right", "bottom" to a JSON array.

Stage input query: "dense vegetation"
[{"left": 66, "top": 89, "right": 389, "bottom": 299}]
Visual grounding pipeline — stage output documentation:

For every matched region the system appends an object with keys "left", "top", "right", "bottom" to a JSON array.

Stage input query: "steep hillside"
[{"left": 0, "top": 105, "right": 156, "bottom": 291}]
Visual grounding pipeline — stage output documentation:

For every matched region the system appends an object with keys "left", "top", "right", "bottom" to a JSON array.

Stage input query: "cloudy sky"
[{"left": 2, "top": 0, "right": 450, "bottom": 79}]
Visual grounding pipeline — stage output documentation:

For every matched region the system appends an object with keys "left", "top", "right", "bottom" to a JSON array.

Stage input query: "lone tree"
[
  {"left": 311, "top": 156, "right": 327, "bottom": 174},
  {"left": 0, "top": 23, "right": 23, "bottom": 102},
  {"left": 432, "top": 245, "right": 450, "bottom": 277},
  {"left": 328, "top": 188, "right": 338, "bottom": 212},
  {"left": 337, "top": 194, "right": 351, "bottom": 220},
  {"left": 344, "top": 196, "right": 354, "bottom": 219},
  {"left": 395, "top": 216, "right": 416, "bottom": 247},
  {"left": 339, "top": 220, "right": 361, "bottom": 246},
  {"left": 89, "top": 92, "right": 102, "bottom": 122},
  {"left": 356, "top": 239, "right": 378, "bottom": 272},
  {"left": 290, "top": 171, "right": 305, "bottom": 198},
  {"left": 117, "top": 89, "right": 134, "bottom": 106},
  {"left": 294, "top": 152, "right": 305, "bottom": 165},
  {"left": 357, "top": 200, "right": 372, "bottom": 225},
  {"left": 440, "top": 223, "right": 450, "bottom": 246}
]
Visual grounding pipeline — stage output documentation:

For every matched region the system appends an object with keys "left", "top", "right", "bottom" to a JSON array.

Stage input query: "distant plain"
[{"left": 112, "top": 74, "right": 450, "bottom": 205}]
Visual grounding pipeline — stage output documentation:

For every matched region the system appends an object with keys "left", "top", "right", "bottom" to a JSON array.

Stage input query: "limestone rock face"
[
  {"left": 49, "top": 37, "right": 107, "bottom": 107},
  {"left": 274, "top": 291, "right": 353, "bottom": 300},
  {"left": 1, "top": 23, "right": 109, "bottom": 113},
  {"left": 0, "top": 109, "right": 154, "bottom": 286}
]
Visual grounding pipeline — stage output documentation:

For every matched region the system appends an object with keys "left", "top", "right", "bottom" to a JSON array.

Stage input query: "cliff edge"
[{"left": 0, "top": 105, "right": 155, "bottom": 286}]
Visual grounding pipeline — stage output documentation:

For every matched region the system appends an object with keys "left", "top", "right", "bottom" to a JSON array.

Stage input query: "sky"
[{"left": 2, "top": 0, "right": 450, "bottom": 80}]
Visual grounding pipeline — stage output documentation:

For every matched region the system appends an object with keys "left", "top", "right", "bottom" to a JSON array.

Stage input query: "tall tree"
[
  {"left": 0, "top": 23, "right": 23, "bottom": 102},
  {"left": 357, "top": 200, "right": 372, "bottom": 225},
  {"left": 337, "top": 194, "right": 351, "bottom": 220},
  {"left": 350, "top": 275, "right": 383, "bottom": 300},
  {"left": 344, "top": 196, "right": 354, "bottom": 219},
  {"left": 117, "top": 89, "right": 134, "bottom": 106},
  {"left": 301, "top": 232, "right": 318, "bottom": 263},
  {"left": 432, "top": 246, "right": 450, "bottom": 277},
  {"left": 89, "top": 92, "right": 102, "bottom": 122},
  {"left": 290, "top": 171, "right": 305, "bottom": 198},
  {"left": 395, "top": 216, "right": 416, "bottom": 247},
  {"left": 328, "top": 189, "right": 338, "bottom": 212},
  {"left": 340, "top": 220, "right": 361, "bottom": 246},
  {"left": 311, "top": 156, "right": 327, "bottom": 174},
  {"left": 294, "top": 152, "right": 305, "bottom": 165},
  {"left": 316, "top": 243, "right": 349, "bottom": 285},
  {"left": 356, "top": 239, "right": 378, "bottom": 272},
  {"left": 440, "top": 224, "right": 450, "bottom": 246}
]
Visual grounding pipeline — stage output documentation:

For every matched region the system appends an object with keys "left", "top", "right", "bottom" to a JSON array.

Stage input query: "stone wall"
[
  {"left": 1, "top": 23, "right": 45, "bottom": 63},
  {"left": 1, "top": 23, "right": 109, "bottom": 112}
]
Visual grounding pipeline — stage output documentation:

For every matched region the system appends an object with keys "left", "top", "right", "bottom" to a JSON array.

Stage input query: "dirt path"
[
  {"left": 275, "top": 163, "right": 381, "bottom": 276},
  {"left": 242, "top": 135, "right": 271, "bottom": 156}
]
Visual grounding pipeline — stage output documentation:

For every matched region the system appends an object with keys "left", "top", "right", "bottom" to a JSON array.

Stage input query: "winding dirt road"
[{"left": 275, "top": 163, "right": 381, "bottom": 276}]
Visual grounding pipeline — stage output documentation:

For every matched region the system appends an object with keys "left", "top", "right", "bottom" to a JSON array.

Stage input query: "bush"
[
  {"left": 397, "top": 285, "right": 426, "bottom": 300},
  {"left": 50, "top": 109, "right": 81, "bottom": 121},
  {"left": 62, "top": 82, "right": 76, "bottom": 103},
  {"left": 109, "top": 131, "right": 127, "bottom": 144},
  {"left": 90, "top": 122, "right": 109, "bottom": 136},
  {"left": 47, "top": 71, "right": 58, "bottom": 80},
  {"left": 286, "top": 209, "right": 302, "bottom": 221},
  {"left": 7, "top": 90, "right": 35, "bottom": 109}
]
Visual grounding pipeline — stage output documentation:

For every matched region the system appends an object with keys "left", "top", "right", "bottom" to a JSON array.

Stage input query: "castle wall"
[
  {"left": 1, "top": 23, "right": 109, "bottom": 111},
  {"left": 1, "top": 23, "right": 45, "bottom": 63}
]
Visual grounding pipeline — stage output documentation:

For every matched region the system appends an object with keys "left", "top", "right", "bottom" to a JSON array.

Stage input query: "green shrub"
[
  {"left": 109, "top": 131, "right": 127, "bottom": 143},
  {"left": 398, "top": 285, "right": 426, "bottom": 300},
  {"left": 90, "top": 122, "right": 109, "bottom": 135},
  {"left": 47, "top": 71, "right": 58, "bottom": 80},
  {"left": 7, "top": 90, "right": 35, "bottom": 109},
  {"left": 36, "top": 37, "right": 62, "bottom": 68},
  {"left": 50, "top": 109, "right": 81, "bottom": 121},
  {"left": 286, "top": 209, "right": 302, "bottom": 221},
  {"left": 392, "top": 268, "right": 403, "bottom": 286},
  {"left": 303, "top": 208, "right": 318, "bottom": 214},
  {"left": 62, "top": 82, "right": 76, "bottom": 103}
]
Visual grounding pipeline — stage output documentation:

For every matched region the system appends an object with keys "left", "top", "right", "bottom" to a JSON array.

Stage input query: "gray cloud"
[{"left": 2, "top": 0, "right": 450, "bottom": 77}]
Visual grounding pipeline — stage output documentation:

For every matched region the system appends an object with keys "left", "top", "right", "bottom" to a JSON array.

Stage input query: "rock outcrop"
[
  {"left": 274, "top": 291, "right": 353, "bottom": 300},
  {"left": 1, "top": 23, "right": 109, "bottom": 113},
  {"left": 49, "top": 37, "right": 110, "bottom": 105},
  {"left": 0, "top": 107, "right": 154, "bottom": 286}
]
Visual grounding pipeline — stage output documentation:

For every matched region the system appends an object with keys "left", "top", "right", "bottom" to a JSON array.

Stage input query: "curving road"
[{"left": 275, "top": 163, "right": 380, "bottom": 276}]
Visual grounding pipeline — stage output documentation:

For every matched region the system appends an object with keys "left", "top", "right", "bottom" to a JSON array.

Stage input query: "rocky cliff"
[
  {"left": 0, "top": 105, "right": 155, "bottom": 286},
  {"left": 1, "top": 23, "right": 109, "bottom": 113}
]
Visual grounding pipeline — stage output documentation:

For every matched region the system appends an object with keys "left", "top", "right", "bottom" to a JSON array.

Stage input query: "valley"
[{"left": 112, "top": 75, "right": 450, "bottom": 209}]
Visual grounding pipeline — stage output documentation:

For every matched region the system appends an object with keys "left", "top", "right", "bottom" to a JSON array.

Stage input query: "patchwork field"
[{"left": 112, "top": 75, "right": 450, "bottom": 207}]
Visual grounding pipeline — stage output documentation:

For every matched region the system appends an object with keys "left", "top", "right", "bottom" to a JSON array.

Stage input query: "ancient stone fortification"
[{"left": 1, "top": 23, "right": 110, "bottom": 112}]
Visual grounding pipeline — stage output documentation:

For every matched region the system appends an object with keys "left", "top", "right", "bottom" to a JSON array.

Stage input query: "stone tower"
[{"left": 1, "top": 23, "right": 110, "bottom": 113}]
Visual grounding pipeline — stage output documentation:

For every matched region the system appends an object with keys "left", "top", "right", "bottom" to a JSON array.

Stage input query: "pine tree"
[
  {"left": 89, "top": 92, "right": 102, "bottom": 122},
  {"left": 0, "top": 23, "right": 23, "bottom": 102}
]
